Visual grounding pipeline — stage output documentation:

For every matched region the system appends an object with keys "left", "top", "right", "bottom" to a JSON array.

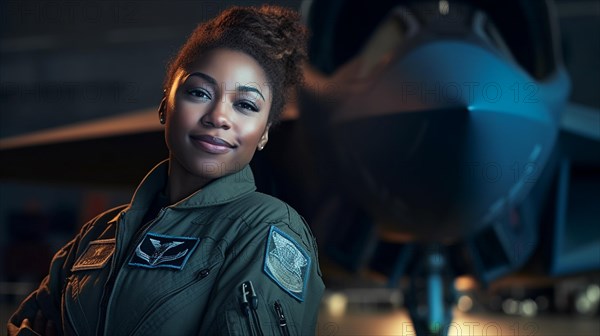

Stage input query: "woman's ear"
[{"left": 257, "top": 124, "right": 270, "bottom": 151}]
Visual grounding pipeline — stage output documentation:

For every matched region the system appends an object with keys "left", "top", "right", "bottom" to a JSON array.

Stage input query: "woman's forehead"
[
  {"left": 188, "top": 50, "right": 268, "bottom": 83},
  {"left": 175, "top": 49, "right": 271, "bottom": 98}
]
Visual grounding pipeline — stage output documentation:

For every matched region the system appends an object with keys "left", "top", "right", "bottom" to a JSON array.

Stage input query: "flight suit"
[{"left": 8, "top": 160, "right": 325, "bottom": 335}]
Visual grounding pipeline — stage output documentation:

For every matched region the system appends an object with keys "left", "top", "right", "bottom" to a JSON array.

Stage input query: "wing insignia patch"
[{"left": 129, "top": 232, "right": 199, "bottom": 270}]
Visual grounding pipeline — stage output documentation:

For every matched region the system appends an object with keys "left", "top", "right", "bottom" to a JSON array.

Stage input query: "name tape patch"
[
  {"left": 72, "top": 239, "right": 115, "bottom": 271},
  {"left": 263, "top": 226, "right": 311, "bottom": 302},
  {"left": 129, "top": 232, "right": 199, "bottom": 270}
]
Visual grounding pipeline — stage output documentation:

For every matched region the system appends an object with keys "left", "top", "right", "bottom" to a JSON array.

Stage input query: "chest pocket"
[
  {"left": 119, "top": 238, "right": 225, "bottom": 336},
  {"left": 64, "top": 239, "right": 116, "bottom": 335}
]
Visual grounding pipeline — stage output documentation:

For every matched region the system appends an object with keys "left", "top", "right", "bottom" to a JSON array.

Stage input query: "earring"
[
  {"left": 158, "top": 92, "right": 167, "bottom": 124},
  {"left": 258, "top": 144, "right": 265, "bottom": 151}
]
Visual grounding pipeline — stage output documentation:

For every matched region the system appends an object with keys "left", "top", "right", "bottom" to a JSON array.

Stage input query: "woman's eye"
[
  {"left": 187, "top": 88, "right": 211, "bottom": 99},
  {"left": 236, "top": 101, "right": 259, "bottom": 112}
]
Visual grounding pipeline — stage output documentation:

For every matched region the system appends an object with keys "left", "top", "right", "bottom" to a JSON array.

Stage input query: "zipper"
[
  {"left": 97, "top": 208, "right": 168, "bottom": 336},
  {"left": 240, "top": 281, "right": 264, "bottom": 336},
  {"left": 64, "top": 286, "right": 81, "bottom": 336},
  {"left": 95, "top": 210, "right": 126, "bottom": 336},
  {"left": 274, "top": 300, "right": 291, "bottom": 336},
  {"left": 127, "top": 266, "right": 213, "bottom": 335}
]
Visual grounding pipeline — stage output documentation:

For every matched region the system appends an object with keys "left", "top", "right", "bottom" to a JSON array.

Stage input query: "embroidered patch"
[
  {"left": 263, "top": 226, "right": 311, "bottom": 302},
  {"left": 72, "top": 239, "right": 115, "bottom": 271},
  {"left": 128, "top": 232, "right": 199, "bottom": 270}
]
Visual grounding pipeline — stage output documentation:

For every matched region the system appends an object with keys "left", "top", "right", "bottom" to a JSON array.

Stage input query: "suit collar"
[{"left": 130, "top": 159, "right": 256, "bottom": 210}]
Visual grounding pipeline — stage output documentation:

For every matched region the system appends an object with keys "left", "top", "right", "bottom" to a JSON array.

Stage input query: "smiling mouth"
[{"left": 190, "top": 135, "right": 235, "bottom": 154}]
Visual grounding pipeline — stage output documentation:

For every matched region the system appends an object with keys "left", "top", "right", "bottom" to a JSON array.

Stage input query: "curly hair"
[{"left": 164, "top": 5, "right": 307, "bottom": 124}]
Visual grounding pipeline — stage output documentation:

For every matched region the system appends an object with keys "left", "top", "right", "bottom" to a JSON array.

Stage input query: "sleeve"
[
  {"left": 6, "top": 206, "right": 122, "bottom": 336},
  {"left": 198, "top": 210, "right": 325, "bottom": 335},
  {"left": 7, "top": 238, "right": 79, "bottom": 336}
]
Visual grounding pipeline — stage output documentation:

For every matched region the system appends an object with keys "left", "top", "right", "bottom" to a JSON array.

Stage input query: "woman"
[{"left": 8, "top": 5, "right": 324, "bottom": 335}]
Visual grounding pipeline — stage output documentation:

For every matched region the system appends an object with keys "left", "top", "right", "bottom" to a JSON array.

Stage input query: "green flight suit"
[{"left": 8, "top": 160, "right": 325, "bottom": 335}]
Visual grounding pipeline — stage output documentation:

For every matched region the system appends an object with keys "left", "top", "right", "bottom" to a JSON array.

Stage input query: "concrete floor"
[
  {"left": 3, "top": 300, "right": 599, "bottom": 335},
  {"left": 317, "top": 309, "right": 599, "bottom": 335}
]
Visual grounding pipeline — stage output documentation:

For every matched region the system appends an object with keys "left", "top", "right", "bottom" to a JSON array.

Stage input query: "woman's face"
[{"left": 165, "top": 48, "right": 271, "bottom": 183}]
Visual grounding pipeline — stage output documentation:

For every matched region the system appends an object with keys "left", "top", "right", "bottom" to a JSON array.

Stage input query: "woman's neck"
[{"left": 166, "top": 159, "right": 213, "bottom": 204}]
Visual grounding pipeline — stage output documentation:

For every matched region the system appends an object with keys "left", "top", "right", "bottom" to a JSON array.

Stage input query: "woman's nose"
[{"left": 201, "top": 100, "right": 231, "bottom": 129}]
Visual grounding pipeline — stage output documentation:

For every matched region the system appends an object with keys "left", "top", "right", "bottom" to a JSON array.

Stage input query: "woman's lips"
[{"left": 190, "top": 134, "right": 235, "bottom": 154}]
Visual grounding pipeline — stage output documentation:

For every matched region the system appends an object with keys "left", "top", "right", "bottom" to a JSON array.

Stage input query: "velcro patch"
[
  {"left": 72, "top": 239, "right": 115, "bottom": 271},
  {"left": 129, "top": 232, "right": 199, "bottom": 270},
  {"left": 263, "top": 226, "right": 311, "bottom": 302}
]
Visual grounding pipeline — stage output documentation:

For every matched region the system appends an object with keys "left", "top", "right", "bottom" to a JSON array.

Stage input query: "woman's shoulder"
[
  {"left": 75, "top": 204, "right": 129, "bottom": 238},
  {"left": 232, "top": 191, "right": 302, "bottom": 222},
  {"left": 86, "top": 204, "right": 128, "bottom": 227},
  {"left": 223, "top": 190, "right": 318, "bottom": 256},
  {"left": 238, "top": 190, "right": 288, "bottom": 207},
  {"left": 218, "top": 191, "right": 307, "bottom": 236}
]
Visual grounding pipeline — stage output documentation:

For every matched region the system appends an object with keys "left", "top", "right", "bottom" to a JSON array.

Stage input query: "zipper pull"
[
  {"left": 240, "top": 282, "right": 251, "bottom": 316},
  {"left": 274, "top": 300, "right": 290, "bottom": 336},
  {"left": 241, "top": 281, "right": 259, "bottom": 310},
  {"left": 240, "top": 281, "right": 263, "bottom": 336},
  {"left": 198, "top": 268, "right": 210, "bottom": 279},
  {"left": 247, "top": 281, "right": 258, "bottom": 310}
]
